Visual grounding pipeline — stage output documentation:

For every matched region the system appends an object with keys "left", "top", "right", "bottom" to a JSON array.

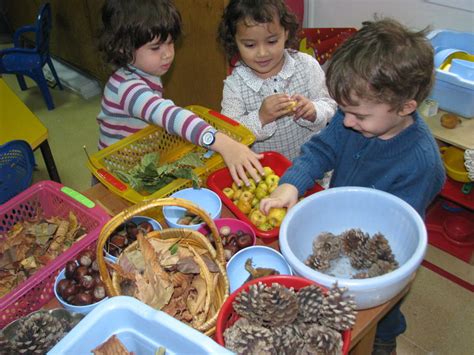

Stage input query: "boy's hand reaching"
[
  {"left": 259, "top": 94, "right": 294, "bottom": 125},
  {"left": 292, "top": 94, "right": 316, "bottom": 122},
  {"left": 259, "top": 183, "right": 299, "bottom": 215},
  {"left": 211, "top": 132, "right": 264, "bottom": 186}
]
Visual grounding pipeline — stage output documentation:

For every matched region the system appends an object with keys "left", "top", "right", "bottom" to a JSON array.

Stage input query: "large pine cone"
[
  {"left": 6, "top": 312, "right": 66, "bottom": 354},
  {"left": 273, "top": 322, "right": 306, "bottom": 354},
  {"left": 233, "top": 282, "right": 299, "bottom": 327},
  {"left": 223, "top": 318, "right": 277, "bottom": 355},
  {"left": 296, "top": 323, "right": 343, "bottom": 355},
  {"left": 305, "top": 254, "right": 330, "bottom": 271},
  {"left": 341, "top": 228, "right": 373, "bottom": 269},
  {"left": 369, "top": 233, "right": 398, "bottom": 266},
  {"left": 312, "top": 232, "right": 342, "bottom": 261},
  {"left": 320, "top": 284, "right": 357, "bottom": 331},
  {"left": 297, "top": 285, "right": 325, "bottom": 323}
]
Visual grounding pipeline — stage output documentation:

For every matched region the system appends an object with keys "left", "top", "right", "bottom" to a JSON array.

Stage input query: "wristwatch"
[{"left": 201, "top": 128, "right": 217, "bottom": 148}]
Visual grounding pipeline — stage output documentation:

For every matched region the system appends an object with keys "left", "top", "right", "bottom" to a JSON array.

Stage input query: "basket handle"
[{"left": 96, "top": 197, "right": 225, "bottom": 296}]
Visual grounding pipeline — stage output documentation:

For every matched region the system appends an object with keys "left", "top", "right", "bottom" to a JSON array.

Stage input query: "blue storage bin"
[
  {"left": 428, "top": 29, "right": 474, "bottom": 118},
  {"left": 48, "top": 296, "right": 233, "bottom": 355}
]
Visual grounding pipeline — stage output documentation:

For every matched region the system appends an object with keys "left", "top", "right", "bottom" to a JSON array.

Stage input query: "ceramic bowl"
[
  {"left": 54, "top": 267, "right": 108, "bottom": 315},
  {"left": 226, "top": 245, "right": 293, "bottom": 293},
  {"left": 163, "top": 188, "right": 222, "bottom": 230},
  {"left": 279, "top": 186, "right": 427, "bottom": 309}
]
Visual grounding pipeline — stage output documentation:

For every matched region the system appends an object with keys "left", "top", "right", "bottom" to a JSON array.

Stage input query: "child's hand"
[
  {"left": 211, "top": 132, "right": 264, "bottom": 186},
  {"left": 259, "top": 94, "right": 294, "bottom": 125},
  {"left": 292, "top": 94, "right": 316, "bottom": 122},
  {"left": 259, "top": 183, "right": 299, "bottom": 215}
]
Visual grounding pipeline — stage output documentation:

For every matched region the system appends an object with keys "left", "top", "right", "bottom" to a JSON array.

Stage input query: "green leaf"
[{"left": 169, "top": 243, "right": 179, "bottom": 255}]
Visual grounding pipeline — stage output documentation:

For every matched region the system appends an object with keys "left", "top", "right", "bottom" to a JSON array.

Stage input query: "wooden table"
[
  {"left": 73, "top": 183, "right": 412, "bottom": 354},
  {"left": 0, "top": 78, "right": 61, "bottom": 182}
]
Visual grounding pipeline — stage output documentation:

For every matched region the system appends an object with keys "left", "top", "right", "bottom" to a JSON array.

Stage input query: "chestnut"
[
  {"left": 91, "top": 259, "right": 99, "bottom": 272},
  {"left": 125, "top": 221, "right": 139, "bottom": 239},
  {"left": 56, "top": 278, "right": 71, "bottom": 298},
  {"left": 74, "top": 265, "right": 89, "bottom": 283},
  {"left": 93, "top": 283, "right": 106, "bottom": 302},
  {"left": 74, "top": 292, "right": 93, "bottom": 305},
  {"left": 236, "top": 233, "right": 253, "bottom": 249},
  {"left": 80, "top": 274, "right": 96, "bottom": 290},
  {"left": 110, "top": 234, "right": 127, "bottom": 249},
  {"left": 138, "top": 221, "right": 153, "bottom": 234},
  {"left": 62, "top": 282, "right": 78, "bottom": 301},
  {"left": 78, "top": 250, "right": 94, "bottom": 267},
  {"left": 64, "top": 261, "right": 77, "bottom": 279}
]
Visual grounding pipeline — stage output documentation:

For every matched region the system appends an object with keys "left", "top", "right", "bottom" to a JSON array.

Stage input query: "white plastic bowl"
[
  {"left": 279, "top": 187, "right": 427, "bottom": 309},
  {"left": 226, "top": 245, "right": 293, "bottom": 293},
  {"left": 163, "top": 188, "right": 222, "bottom": 230}
]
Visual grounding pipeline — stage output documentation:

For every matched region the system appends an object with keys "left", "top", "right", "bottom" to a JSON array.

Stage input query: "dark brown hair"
[
  {"left": 326, "top": 18, "right": 434, "bottom": 111},
  {"left": 99, "top": 0, "right": 181, "bottom": 68},
  {"left": 218, "top": 0, "right": 300, "bottom": 61}
]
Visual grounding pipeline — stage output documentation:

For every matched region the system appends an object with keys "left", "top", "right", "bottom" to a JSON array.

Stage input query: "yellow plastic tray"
[{"left": 86, "top": 105, "right": 255, "bottom": 204}]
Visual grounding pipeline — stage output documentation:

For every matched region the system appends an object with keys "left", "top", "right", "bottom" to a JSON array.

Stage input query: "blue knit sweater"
[{"left": 281, "top": 109, "right": 445, "bottom": 218}]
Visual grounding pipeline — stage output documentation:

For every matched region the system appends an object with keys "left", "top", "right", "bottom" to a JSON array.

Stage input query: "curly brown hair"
[
  {"left": 99, "top": 0, "right": 181, "bottom": 68},
  {"left": 218, "top": 0, "right": 300, "bottom": 62},
  {"left": 326, "top": 18, "right": 434, "bottom": 111}
]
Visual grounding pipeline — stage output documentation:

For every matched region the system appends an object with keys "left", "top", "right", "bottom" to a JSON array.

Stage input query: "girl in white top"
[{"left": 218, "top": 0, "right": 337, "bottom": 161}]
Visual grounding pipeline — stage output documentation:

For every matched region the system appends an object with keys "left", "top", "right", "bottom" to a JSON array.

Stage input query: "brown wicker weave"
[{"left": 96, "top": 197, "right": 229, "bottom": 335}]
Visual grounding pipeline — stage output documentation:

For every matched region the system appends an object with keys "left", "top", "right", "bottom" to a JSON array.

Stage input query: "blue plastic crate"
[
  {"left": 48, "top": 296, "right": 233, "bottom": 355},
  {"left": 0, "top": 140, "right": 35, "bottom": 204},
  {"left": 428, "top": 29, "right": 474, "bottom": 118}
]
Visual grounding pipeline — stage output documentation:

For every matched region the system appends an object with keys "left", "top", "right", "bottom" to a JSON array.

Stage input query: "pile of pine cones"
[
  {"left": 223, "top": 282, "right": 357, "bottom": 354},
  {"left": 306, "top": 228, "right": 399, "bottom": 279}
]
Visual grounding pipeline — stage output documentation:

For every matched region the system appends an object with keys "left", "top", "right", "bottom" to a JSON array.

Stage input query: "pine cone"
[
  {"left": 7, "top": 312, "right": 66, "bottom": 354},
  {"left": 341, "top": 229, "right": 373, "bottom": 269},
  {"left": 297, "top": 285, "right": 325, "bottom": 323},
  {"left": 370, "top": 233, "right": 398, "bottom": 266},
  {"left": 312, "top": 232, "right": 342, "bottom": 261},
  {"left": 234, "top": 282, "right": 299, "bottom": 327},
  {"left": 296, "top": 323, "right": 343, "bottom": 355},
  {"left": 320, "top": 284, "right": 357, "bottom": 331},
  {"left": 223, "top": 318, "right": 277, "bottom": 355},
  {"left": 305, "top": 254, "right": 330, "bottom": 271},
  {"left": 273, "top": 322, "right": 306, "bottom": 354}
]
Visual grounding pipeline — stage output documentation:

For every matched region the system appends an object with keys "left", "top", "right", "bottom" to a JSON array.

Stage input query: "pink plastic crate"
[{"left": 0, "top": 181, "right": 110, "bottom": 328}]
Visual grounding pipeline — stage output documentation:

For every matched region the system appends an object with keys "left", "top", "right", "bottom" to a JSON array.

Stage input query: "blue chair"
[
  {"left": 0, "top": 140, "right": 36, "bottom": 204},
  {"left": 0, "top": 3, "right": 63, "bottom": 110}
]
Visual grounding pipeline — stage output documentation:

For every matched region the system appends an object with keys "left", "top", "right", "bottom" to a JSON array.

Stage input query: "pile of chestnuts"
[
  {"left": 205, "top": 225, "right": 254, "bottom": 261},
  {"left": 105, "top": 219, "right": 154, "bottom": 257},
  {"left": 56, "top": 250, "right": 107, "bottom": 306}
]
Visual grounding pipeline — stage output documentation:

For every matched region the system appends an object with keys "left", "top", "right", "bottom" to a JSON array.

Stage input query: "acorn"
[
  {"left": 74, "top": 292, "right": 93, "bottom": 305},
  {"left": 80, "top": 275, "right": 96, "bottom": 290},
  {"left": 74, "top": 266, "right": 89, "bottom": 283},
  {"left": 56, "top": 278, "right": 71, "bottom": 298},
  {"left": 78, "top": 250, "right": 94, "bottom": 267}
]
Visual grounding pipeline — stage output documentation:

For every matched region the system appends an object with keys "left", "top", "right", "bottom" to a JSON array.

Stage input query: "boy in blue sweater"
[{"left": 260, "top": 18, "right": 445, "bottom": 354}]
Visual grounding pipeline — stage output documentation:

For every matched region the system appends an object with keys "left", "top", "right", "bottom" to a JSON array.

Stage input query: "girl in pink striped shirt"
[{"left": 97, "top": 0, "right": 263, "bottom": 185}]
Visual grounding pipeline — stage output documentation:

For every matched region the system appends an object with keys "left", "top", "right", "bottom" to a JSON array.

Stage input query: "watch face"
[{"left": 203, "top": 131, "right": 215, "bottom": 146}]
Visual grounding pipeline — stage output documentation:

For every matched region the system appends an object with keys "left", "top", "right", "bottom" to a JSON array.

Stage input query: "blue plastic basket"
[{"left": 0, "top": 140, "right": 35, "bottom": 204}]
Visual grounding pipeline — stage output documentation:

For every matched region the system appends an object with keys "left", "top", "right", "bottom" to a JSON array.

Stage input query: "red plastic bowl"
[
  {"left": 206, "top": 151, "right": 323, "bottom": 239},
  {"left": 443, "top": 215, "right": 474, "bottom": 246},
  {"left": 215, "top": 275, "right": 351, "bottom": 354}
]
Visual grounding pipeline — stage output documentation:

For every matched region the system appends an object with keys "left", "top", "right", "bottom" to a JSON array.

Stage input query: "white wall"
[{"left": 304, "top": 0, "right": 474, "bottom": 32}]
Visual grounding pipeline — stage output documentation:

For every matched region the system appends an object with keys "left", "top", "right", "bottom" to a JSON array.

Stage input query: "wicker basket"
[{"left": 96, "top": 197, "right": 229, "bottom": 335}]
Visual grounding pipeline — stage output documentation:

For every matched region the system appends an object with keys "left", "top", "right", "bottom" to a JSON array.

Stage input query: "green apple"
[
  {"left": 257, "top": 181, "right": 268, "bottom": 192},
  {"left": 268, "top": 183, "right": 278, "bottom": 194},
  {"left": 243, "top": 179, "right": 256, "bottom": 192},
  {"left": 251, "top": 197, "right": 259, "bottom": 207},
  {"left": 268, "top": 207, "right": 287, "bottom": 227},
  {"left": 249, "top": 209, "right": 267, "bottom": 226},
  {"left": 222, "top": 187, "right": 234, "bottom": 199},
  {"left": 255, "top": 187, "right": 268, "bottom": 200},
  {"left": 236, "top": 199, "right": 252, "bottom": 214},
  {"left": 239, "top": 190, "right": 254, "bottom": 203},
  {"left": 233, "top": 189, "right": 242, "bottom": 201},
  {"left": 265, "top": 174, "right": 280, "bottom": 186},
  {"left": 258, "top": 222, "right": 274, "bottom": 231},
  {"left": 262, "top": 166, "right": 275, "bottom": 177}
]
